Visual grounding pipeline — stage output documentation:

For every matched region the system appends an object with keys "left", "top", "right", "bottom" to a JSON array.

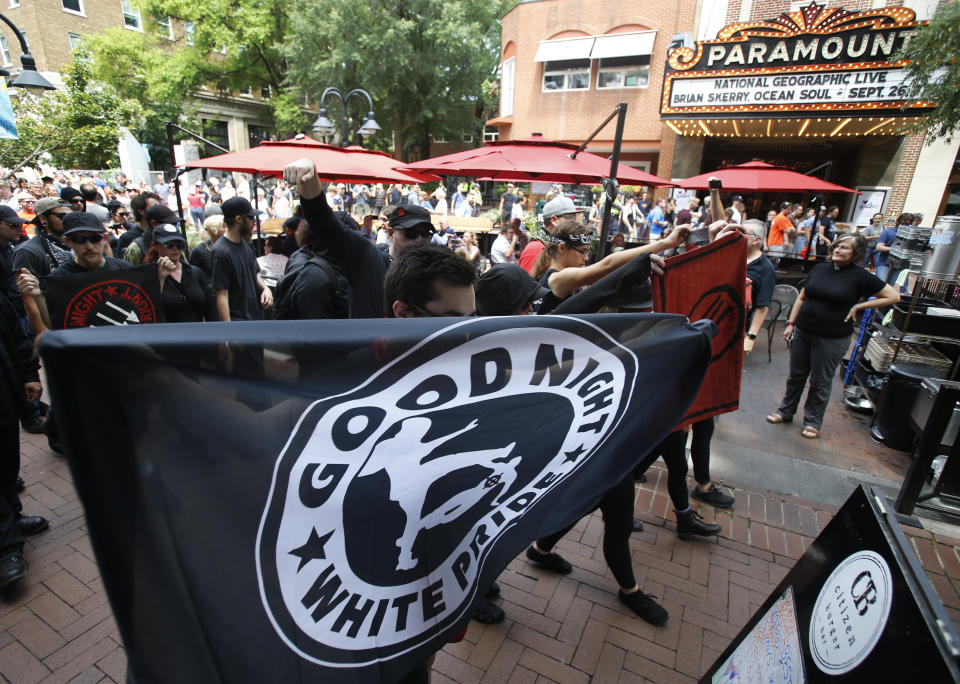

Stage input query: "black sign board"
[
  {"left": 43, "top": 265, "right": 163, "bottom": 329},
  {"left": 702, "top": 486, "right": 960, "bottom": 682}
]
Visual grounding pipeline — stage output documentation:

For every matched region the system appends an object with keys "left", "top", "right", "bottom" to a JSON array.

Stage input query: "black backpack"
[{"left": 273, "top": 253, "right": 351, "bottom": 320}]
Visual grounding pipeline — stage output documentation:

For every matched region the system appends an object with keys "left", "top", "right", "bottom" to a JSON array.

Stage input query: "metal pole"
[
  {"left": 252, "top": 173, "right": 263, "bottom": 256},
  {"left": 596, "top": 103, "right": 627, "bottom": 260},
  {"left": 165, "top": 123, "right": 187, "bottom": 239}
]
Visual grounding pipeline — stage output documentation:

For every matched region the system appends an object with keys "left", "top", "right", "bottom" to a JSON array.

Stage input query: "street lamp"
[
  {"left": 311, "top": 87, "right": 380, "bottom": 147},
  {"left": 0, "top": 13, "right": 55, "bottom": 94}
]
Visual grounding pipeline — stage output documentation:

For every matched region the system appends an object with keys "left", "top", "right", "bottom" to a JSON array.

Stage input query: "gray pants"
[{"left": 777, "top": 328, "right": 850, "bottom": 429}]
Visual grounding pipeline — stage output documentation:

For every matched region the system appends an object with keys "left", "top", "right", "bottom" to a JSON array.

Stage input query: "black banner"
[
  {"left": 41, "top": 314, "right": 711, "bottom": 683},
  {"left": 703, "top": 486, "right": 960, "bottom": 683},
  {"left": 43, "top": 265, "right": 163, "bottom": 329}
]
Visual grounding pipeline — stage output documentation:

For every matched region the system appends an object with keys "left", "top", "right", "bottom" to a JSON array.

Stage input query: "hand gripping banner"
[{"left": 41, "top": 314, "right": 711, "bottom": 682}]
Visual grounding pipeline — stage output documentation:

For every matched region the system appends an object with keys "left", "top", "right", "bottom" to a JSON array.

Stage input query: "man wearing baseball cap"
[
  {"left": 211, "top": 196, "right": 272, "bottom": 323},
  {"left": 12, "top": 198, "right": 73, "bottom": 280},
  {"left": 125, "top": 203, "right": 182, "bottom": 266},
  {"left": 517, "top": 195, "right": 579, "bottom": 274}
]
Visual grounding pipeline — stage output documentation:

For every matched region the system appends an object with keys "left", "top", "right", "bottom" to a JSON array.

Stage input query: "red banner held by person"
[{"left": 652, "top": 233, "right": 748, "bottom": 426}]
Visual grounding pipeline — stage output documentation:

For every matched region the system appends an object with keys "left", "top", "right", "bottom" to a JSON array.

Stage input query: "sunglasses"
[
  {"left": 68, "top": 234, "right": 104, "bottom": 245},
  {"left": 50, "top": 211, "right": 71, "bottom": 219},
  {"left": 161, "top": 242, "right": 186, "bottom": 249}
]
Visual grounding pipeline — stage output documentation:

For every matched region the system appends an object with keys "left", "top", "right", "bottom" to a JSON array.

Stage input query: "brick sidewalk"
[{"left": 5, "top": 427, "right": 960, "bottom": 682}]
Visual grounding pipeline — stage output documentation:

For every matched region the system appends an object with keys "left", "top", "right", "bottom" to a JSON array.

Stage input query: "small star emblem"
[
  {"left": 289, "top": 528, "right": 334, "bottom": 572},
  {"left": 563, "top": 445, "right": 586, "bottom": 463}
]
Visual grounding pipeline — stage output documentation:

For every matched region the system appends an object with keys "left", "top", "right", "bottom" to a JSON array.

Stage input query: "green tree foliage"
[
  {"left": 897, "top": 2, "right": 960, "bottom": 141},
  {"left": 0, "top": 50, "right": 141, "bottom": 170},
  {"left": 84, "top": 0, "right": 305, "bottom": 168},
  {"left": 284, "top": 0, "right": 509, "bottom": 161}
]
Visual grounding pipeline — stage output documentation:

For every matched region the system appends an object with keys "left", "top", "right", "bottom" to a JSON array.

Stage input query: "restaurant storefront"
[{"left": 660, "top": 1, "right": 955, "bottom": 224}]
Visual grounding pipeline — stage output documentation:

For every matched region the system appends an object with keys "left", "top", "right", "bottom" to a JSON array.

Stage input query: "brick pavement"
[{"left": 6, "top": 422, "right": 960, "bottom": 682}]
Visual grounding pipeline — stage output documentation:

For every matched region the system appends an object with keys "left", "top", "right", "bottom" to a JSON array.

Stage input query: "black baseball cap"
[
  {"left": 152, "top": 223, "right": 187, "bottom": 246},
  {"left": 222, "top": 196, "right": 258, "bottom": 221},
  {"left": 388, "top": 205, "right": 434, "bottom": 233},
  {"left": 62, "top": 212, "right": 105, "bottom": 235},
  {"left": 476, "top": 263, "right": 550, "bottom": 316},
  {"left": 0, "top": 205, "right": 26, "bottom": 225},
  {"left": 145, "top": 204, "right": 180, "bottom": 225}
]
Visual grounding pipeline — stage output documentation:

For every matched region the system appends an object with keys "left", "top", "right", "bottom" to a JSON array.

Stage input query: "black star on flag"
[
  {"left": 289, "top": 528, "right": 334, "bottom": 571},
  {"left": 563, "top": 445, "right": 586, "bottom": 463}
]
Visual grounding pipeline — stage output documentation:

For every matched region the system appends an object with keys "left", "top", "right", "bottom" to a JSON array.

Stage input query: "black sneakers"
[
  {"left": 619, "top": 589, "right": 669, "bottom": 625},
  {"left": 525, "top": 546, "right": 573, "bottom": 574},
  {"left": 16, "top": 516, "right": 49, "bottom": 536},
  {"left": 691, "top": 484, "right": 735, "bottom": 509},
  {"left": 676, "top": 510, "right": 722, "bottom": 540}
]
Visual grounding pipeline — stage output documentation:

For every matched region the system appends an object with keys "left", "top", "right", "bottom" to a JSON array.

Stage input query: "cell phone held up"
[{"left": 708, "top": 178, "right": 723, "bottom": 190}]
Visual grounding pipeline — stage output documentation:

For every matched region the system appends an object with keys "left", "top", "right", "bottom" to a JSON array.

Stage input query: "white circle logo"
[{"left": 809, "top": 550, "right": 893, "bottom": 675}]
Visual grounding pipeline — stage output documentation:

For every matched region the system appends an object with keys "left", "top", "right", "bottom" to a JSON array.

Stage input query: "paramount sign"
[{"left": 661, "top": 2, "right": 935, "bottom": 119}]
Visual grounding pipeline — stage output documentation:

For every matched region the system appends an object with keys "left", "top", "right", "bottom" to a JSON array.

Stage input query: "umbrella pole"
[
  {"left": 596, "top": 103, "right": 627, "bottom": 260},
  {"left": 253, "top": 173, "right": 263, "bottom": 256}
]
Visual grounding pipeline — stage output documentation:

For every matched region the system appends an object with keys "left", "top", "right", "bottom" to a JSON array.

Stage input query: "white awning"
[
  {"left": 534, "top": 36, "right": 595, "bottom": 63},
  {"left": 590, "top": 31, "right": 657, "bottom": 60}
]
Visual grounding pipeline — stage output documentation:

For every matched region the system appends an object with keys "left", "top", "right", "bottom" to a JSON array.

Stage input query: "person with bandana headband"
[
  {"left": 530, "top": 218, "right": 688, "bottom": 314},
  {"left": 12, "top": 197, "right": 74, "bottom": 279}
]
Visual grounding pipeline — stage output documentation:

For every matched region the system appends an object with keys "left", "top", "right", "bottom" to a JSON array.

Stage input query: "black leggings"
[
  {"left": 536, "top": 472, "right": 636, "bottom": 590},
  {"left": 633, "top": 418, "right": 715, "bottom": 511}
]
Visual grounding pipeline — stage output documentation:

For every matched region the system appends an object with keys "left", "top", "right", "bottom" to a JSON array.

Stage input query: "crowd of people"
[{"left": 0, "top": 159, "right": 916, "bottom": 683}]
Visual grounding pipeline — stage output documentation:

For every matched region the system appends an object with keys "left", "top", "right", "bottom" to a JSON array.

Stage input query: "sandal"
[
  {"left": 801, "top": 426, "right": 820, "bottom": 439},
  {"left": 766, "top": 413, "right": 791, "bottom": 424}
]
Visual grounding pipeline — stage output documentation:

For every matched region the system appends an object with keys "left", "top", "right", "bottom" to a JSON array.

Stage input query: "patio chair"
[
  {"left": 757, "top": 299, "right": 782, "bottom": 363},
  {"left": 767, "top": 284, "right": 801, "bottom": 361}
]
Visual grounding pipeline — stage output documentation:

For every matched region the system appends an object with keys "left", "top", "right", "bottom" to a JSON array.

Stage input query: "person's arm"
[
  {"left": 16, "top": 269, "right": 51, "bottom": 336},
  {"left": 709, "top": 183, "right": 724, "bottom": 224},
  {"left": 548, "top": 230, "right": 687, "bottom": 299},
  {"left": 498, "top": 195, "right": 504, "bottom": 213},
  {"left": 501, "top": 234, "right": 519, "bottom": 259},
  {"left": 256, "top": 273, "right": 273, "bottom": 310},
  {"left": 783, "top": 288, "right": 806, "bottom": 341},
  {"left": 216, "top": 290, "right": 231, "bottom": 322},
  {"left": 156, "top": 257, "right": 176, "bottom": 290},
  {"left": 846, "top": 284, "right": 900, "bottom": 322},
  {"left": 876, "top": 231, "right": 894, "bottom": 253},
  {"left": 466, "top": 244, "right": 479, "bottom": 261}
]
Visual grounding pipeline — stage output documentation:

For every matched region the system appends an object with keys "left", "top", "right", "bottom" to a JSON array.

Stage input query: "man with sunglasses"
[
  {"left": 13, "top": 198, "right": 73, "bottom": 280},
  {"left": 283, "top": 158, "right": 435, "bottom": 318},
  {"left": 51, "top": 212, "right": 130, "bottom": 276}
]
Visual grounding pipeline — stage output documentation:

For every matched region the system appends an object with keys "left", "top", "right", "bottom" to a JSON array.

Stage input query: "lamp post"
[
  {"left": 0, "top": 13, "right": 55, "bottom": 94},
  {"left": 311, "top": 87, "right": 381, "bottom": 147}
]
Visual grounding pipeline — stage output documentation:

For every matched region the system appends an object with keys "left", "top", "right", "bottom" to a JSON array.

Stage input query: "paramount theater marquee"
[{"left": 660, "top": 2, "right": 936, "bottom": 136}]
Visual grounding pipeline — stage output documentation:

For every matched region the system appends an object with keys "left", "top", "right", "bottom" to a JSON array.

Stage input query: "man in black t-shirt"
[
  {"left": 498, "top": 183, "right": 518, "bottom": 225},
  {"left": 211, "top": 197, "right": 273, "bottom": 322}
]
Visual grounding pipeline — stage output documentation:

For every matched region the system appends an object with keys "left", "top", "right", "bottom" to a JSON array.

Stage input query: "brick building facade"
[
  {"left": 495, "top": 0, "right": 959, "bottom": 223},
  {"left": 0, "top": 0, "right": 271, "bottom": 155}
]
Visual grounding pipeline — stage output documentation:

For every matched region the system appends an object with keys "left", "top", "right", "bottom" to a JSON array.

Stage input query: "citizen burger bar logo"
[
  {"left": 257, "top": 318, "right": 637, "bottom": 667},
  {"left": 62, "top": 278, "right": 159, "bottom": 328},
  {"left": 809, "top": 550, "right": 893, "bottom": 675}
]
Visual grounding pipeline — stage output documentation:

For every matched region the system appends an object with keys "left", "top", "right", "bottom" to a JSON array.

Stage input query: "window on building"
[
  {"left": 462, "top": 133, "right": 474, "bottom": 143},
  {"left": 596, "top": 56, "right": 651, "bottom": 90},
  {"left": 542, "top": 59, "right": 591, "bottom": 92},
  {"left": 483, "top": 125, "right": 499, "bottom": 143},
  {"left": 248, "top": 124, "right": 270, "bottom": 148},
  {"left": 0, "top": 37, "right": 10, "bottom": 67},
  {"left": 201, "top": 119, "right": 229, "bottom": 157},
  {"left": 155, "top": 15, "right": 174, "bottom": 40},
  {"left": 430, "top": 134, "right": 449, "bottom": 144},
  {"left": 500, "top": 57, "right": 514, "bottom": 117},
  {"left": 122, "top": 0, "right": 142, "bottom": 30},
  {"left": 68, "top": 33, "right": 85, "bottom": 52},
  {"left": 184, "top": 21, "right": 195, "bottom": 45},
  {"left": 61, "top": 0, "right": 83, "bottom": 15},
  {"left": 260, "top": 84, "right": 272, "bottom": 99}
]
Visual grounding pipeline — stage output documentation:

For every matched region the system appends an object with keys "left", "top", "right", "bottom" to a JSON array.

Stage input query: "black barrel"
[{"left": 872, "top": 361, "right": 946, "bottom": 451}]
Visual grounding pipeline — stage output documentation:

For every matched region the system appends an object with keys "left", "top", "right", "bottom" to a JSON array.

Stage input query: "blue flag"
[{"left": 0, "top": 81, "right": 18, "bottom": 140}]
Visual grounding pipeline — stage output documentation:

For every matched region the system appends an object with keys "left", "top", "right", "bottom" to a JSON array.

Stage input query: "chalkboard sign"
[{"left": 702, "top": 486, "right": 960, "bottom": 683}]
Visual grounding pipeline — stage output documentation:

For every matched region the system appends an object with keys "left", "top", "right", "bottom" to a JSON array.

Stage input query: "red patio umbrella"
[
  {"left": 677, "top": 161, "right": 858, "bottom": 193},
  {"left": 180, "top": 136, "right": 435, "bottom": 184},
  {"left": 399, "top": 134, "right": 674, "bottom": 187}
]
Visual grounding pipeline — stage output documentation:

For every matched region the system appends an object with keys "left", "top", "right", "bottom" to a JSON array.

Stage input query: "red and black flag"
[
  {"left": 43, "top": 265, "right": 163, "bottom": 329},
  {"left": 41, "top": 314, "right": 711, "bottom": 682}
]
